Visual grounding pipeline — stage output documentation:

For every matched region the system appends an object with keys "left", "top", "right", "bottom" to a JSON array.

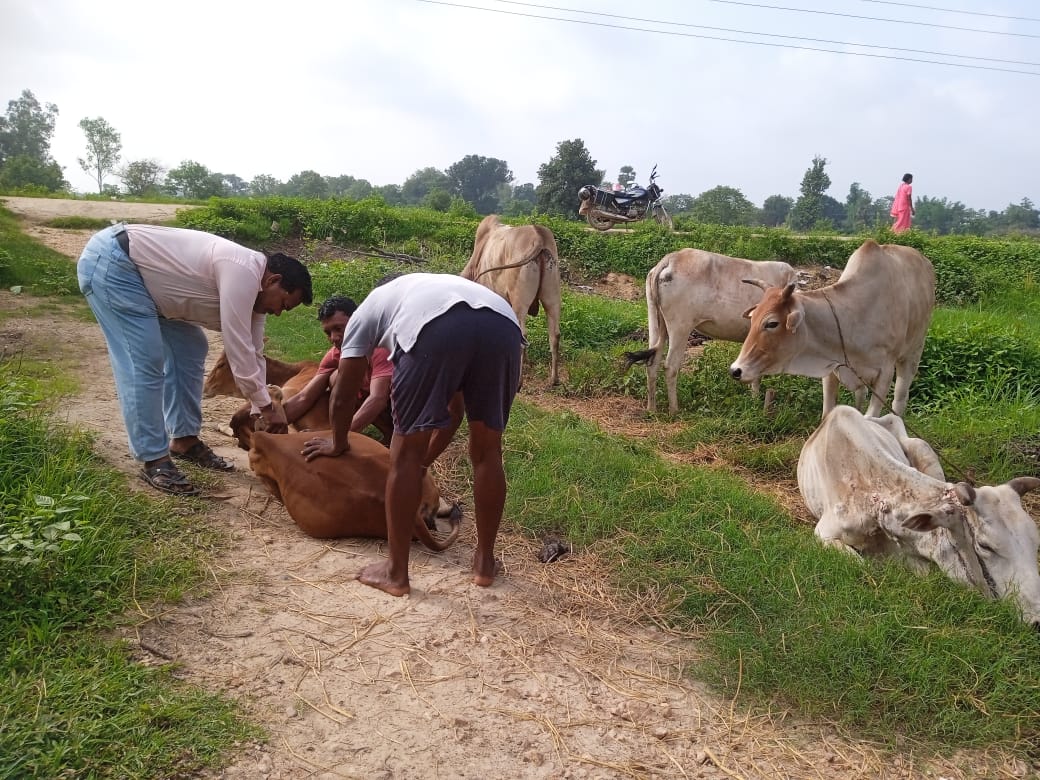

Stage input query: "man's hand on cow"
[
  {"left": 260, "top": 404, "right": 289, "bottom": 435},
  {"left": 302, "top": 435, "right": 347, "bottom": 461}
]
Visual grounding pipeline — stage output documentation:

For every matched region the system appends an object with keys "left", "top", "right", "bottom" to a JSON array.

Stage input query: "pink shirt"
[
  {"left": 891, "top": 182, "right": 913, "bottom": 216},
  {"left": 124, "top": 224, "right": 271, "bottom": 410},
  {"left": 318, "top": 345, "right": 392, "bottom": 394}
]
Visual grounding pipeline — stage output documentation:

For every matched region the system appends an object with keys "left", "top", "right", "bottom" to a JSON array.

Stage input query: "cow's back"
[
  {"left": 831, "top": 241, "right": 935, "bottom": 357},
  {"left": 655, "top": 249, "right": 796, "bottom": 342},
  {"left": 249, "top": 430, "right": 393, "bottom": 539}
]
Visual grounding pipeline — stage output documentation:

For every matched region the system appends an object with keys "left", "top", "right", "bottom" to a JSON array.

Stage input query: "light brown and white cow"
[
  {"left": 461, "top": 215, "right": 562, "bottom": 385},
  {"left": 249, "top": 429, "right": 461, "bottom": 548},
  {"left": 798, "top": 405, "right": 1040, "bottom": 627},
  {"left": 730, "top": 240, "right": 935, "bottom": 418},
  {"left": 203, "top": 350, "right": 317, "bottom": 399},
  {"left": 624, "top": 249, "right": 801, "bottom": 414}
]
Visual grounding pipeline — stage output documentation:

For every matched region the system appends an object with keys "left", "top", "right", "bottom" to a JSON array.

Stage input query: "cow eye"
[
  {"left": 976, "top": 541, "right": 998, "bottom": 555},
  {"left": 765, "top": 320, "right": 779, "bottom": 330}
]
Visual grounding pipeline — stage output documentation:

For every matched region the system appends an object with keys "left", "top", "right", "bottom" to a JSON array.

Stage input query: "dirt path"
[{"left": 0, "top": 197, "right": 1020, "bottom": 779}]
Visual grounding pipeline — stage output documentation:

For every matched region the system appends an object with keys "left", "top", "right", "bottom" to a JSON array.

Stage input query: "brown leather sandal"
[
  {"left": 172, "top": 441, "right": 235, "bottom": 472},
  {"left": 140, "top": 461, "right": 201, "bottom": 496}
]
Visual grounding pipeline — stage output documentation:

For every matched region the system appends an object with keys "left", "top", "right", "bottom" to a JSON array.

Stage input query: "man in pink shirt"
[
  {"left": 77, "top": 223, "right": 312, "bottom": 496},
  {"left": 281, "top": 295, "right": 394, "bottom": 444},
  {"left": 890, "top": 173, "right": 915, "bottom": 233}
]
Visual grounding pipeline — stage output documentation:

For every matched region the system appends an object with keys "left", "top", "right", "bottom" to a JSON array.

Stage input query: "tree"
[
  {"left": 423, "top": 189, "right": 452, "bottom": 211},
  {"left": 119, "top": 159, "right": 166, "bottom": 197},
  {"left": 689, "top": 186, "right": 758, "bottom": 226},
  {"left": 788, "top": 155, "right": 831, "bottom": 231},
  {"left": 844, "top": 182, "right": 876, "bottom": 233},
  {"left": 0, "top": 89, "right": 59, "bottom": 168},
  {"left": 372, "top": 183, "right": 403, "bottom": 205},
  {"left": 0, "top": 155, "right": 66, "bottom": 191},
  {"left": 249, "top": 174, "right": 281, "bottom": 196},
  {"left": 502, "top": 182, "right": 537, "bottom": 217},
  {"left": 617, "top": 165, "right": 636, "bottom": 188},
  {"left": 282, "top": 170, "right": 329, "bottom": 199},
  {"left": 760, "top": 195, "right": 793, "bottom": 227},
  {"left": 401, "top": 167, "right": 454, "bottom": 205},
  {"left": 446, "top": 155, "right": 513, "bottom": 214},
  {"left": 221, "top": 173, "right": 249, "bottom": 197},
  {"left": 536, "top": 139, "right": 603, "bottom": 218},
  {"left": 662, "top": 193, "right": 694, "bottom": 214},
  {"left": 0, "top": 89, "right": 64, "bottom": 190},
  {"left": 165, "top": 160, "right": 223, "bottom": 199},
  {"left": 1000, "top": 198, "right": 1040, "bottom": 233},
  {"left": 77, "top": 117, "right": 122, "bottom": 194}
]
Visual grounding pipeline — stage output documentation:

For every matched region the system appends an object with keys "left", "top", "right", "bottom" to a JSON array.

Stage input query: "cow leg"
[
  {"left": 814, "top": 515, "right": 863, "bottom": 559},
  {"left": 889, "top": 358, "right": 918, "bottom": 417},
  {"left": 644, "top": 347, "right": 662, "bottom": 414},
  {"left": 822, "top": 373, "right": 840, "bottom": 418},
  {"left": 865, "top": 364, "right": 896, "bottom": 418},
  {"left": 543, "top": 295, "right": 561, "bottom": 387}
]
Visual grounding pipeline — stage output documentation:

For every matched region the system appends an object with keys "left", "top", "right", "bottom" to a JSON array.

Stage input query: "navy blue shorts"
[{"left": 391, "top": 304, "right": 522, "bottom": 434}]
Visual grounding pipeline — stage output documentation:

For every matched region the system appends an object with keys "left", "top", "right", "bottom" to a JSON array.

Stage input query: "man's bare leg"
[
  {"left": 468, "top": 421, "right": 505, "bottom": 587},
  {"left": 357, "top": 429, "right": 432, "bottom": 596}
]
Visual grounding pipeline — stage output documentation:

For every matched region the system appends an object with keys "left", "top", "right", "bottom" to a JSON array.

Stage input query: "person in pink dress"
[{"left": 890, "top": 173, "right": 915, "bottom": 233}]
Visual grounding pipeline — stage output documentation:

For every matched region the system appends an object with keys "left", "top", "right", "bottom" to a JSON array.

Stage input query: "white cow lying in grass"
[{"left": 798, "top": 406, "right": 1040, "bottom": 627}]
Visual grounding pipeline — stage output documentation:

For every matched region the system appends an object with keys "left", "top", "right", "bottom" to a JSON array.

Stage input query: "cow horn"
[
  {"left": 954, "top": 481, "right": 976, "bottom": 506},
  {"left": 781, "top": 283, "right": 797, "bottom": 301},
  {"left": 742, "top": 278, "right": 770, "bottom": 290},
  {"left": 1008, "top": 476, "right": 1040, "bottom": 496}
]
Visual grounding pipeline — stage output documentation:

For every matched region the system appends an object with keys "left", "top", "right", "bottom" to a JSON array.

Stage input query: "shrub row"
[{"left": 178, "top": 197, "right": 1040, "bottom": 306}]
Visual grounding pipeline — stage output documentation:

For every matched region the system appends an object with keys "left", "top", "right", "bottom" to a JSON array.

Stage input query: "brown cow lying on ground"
[
  {"left": 203, "top": 350, "right": 316, "bottom": 398},
  {"left": 249, "top": 429, "right": 462, "bottom": 548}
]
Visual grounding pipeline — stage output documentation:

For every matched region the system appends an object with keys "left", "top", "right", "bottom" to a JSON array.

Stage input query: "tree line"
[{"left": 1, "top": 88, "right": 1036, "bottom": 237}]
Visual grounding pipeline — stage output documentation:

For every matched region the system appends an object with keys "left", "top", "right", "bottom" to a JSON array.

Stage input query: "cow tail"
[
  {"left": 528, "top": 249, "right": 548, "bottom": 316},
  {"left": 622, "top": 265, "right": 663, "bottom": 371},
  {"left": 416, "top": 503, "right": 463, "bottom": 551}
]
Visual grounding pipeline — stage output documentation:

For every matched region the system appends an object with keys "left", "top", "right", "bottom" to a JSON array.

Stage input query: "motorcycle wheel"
[
  {"left": 654, "top": 206, "right": 674, "bottom": 231},
  {"left": 586, "top": 211, "right": 614, "bottom": 231}
]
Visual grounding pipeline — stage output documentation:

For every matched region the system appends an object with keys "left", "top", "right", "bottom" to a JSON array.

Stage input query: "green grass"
[
  {"left": 0, "top": 368, "right": 260, "bottom": 777},
  {"left": 504, "top": 403, "right": 1040, "bottom": 749},
  {"left": 42, "top": 216, "right": 115, "bottom": 230},
  {"left": 0, "top": 207, "right": 79, "bottom": 295}
]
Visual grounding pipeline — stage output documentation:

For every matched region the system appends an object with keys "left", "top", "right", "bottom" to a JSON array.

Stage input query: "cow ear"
[
  {"left": 903, "top": 512, "right": 940, "bottom": 532},
  {"left": 781, "top": 282, "right": 797, "bottom": 301},
  {"left": 741, "top": 304, "right": 757, "bottom": 319},
  {"left": 786, "top": 309, "right": 804, "bottom": 332},
  {"left": 1008, "top": 476, "right": 1040, "bottom": 496},
  {"left": 954, "top": 481, "right": 976, "bottom": 506}
]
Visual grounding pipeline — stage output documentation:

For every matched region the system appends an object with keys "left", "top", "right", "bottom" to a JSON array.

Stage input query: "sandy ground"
[{"left": 0, "top": 195, "right": 1028, "bottom": 779}]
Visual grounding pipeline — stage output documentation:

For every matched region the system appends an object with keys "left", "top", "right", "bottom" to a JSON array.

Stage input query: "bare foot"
[
  {"left": 472, "top": 554, "right": 503, "bottom": 587},
  {"left": 356, "top": 561, "right": 410, "bottom": 596}
]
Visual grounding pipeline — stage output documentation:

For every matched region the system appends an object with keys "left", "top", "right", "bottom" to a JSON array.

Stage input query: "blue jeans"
[{"left": 77, "top": 225, "right": 209, "bottom": 463}]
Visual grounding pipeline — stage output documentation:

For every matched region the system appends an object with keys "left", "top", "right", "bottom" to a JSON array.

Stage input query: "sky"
[{"left": 2, "top": 0, "right": 1038, "bottom": 212}]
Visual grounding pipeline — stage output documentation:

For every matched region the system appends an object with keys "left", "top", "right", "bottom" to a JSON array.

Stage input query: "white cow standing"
[
  {"left": 730, "top": 240, "right": 935, "bottom": 419},
  {"left": 798, "top": 405, "right": 1040, "bottom": 627},
  {"left": 461, "top": 215, "right": 562, "bottom": 386},
  {"left": 624, "top": 248, "right": 801, "bottom": 414}
]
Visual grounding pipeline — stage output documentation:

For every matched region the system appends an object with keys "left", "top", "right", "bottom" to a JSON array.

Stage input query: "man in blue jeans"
[
  {"left": 302, "top": 273, "right": 522, "bottom": 596},
  {"left": 78, "top": 223, "right": 312, "bottom": 496}
]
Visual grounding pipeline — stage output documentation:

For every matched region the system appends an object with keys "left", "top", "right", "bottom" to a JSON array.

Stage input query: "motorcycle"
[{"left": 577, "top": 164, "right": 673, "bottom": 231}]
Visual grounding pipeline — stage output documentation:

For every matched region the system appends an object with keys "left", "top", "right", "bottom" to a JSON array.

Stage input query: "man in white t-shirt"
[
  {"left": 78, "top": 223, "right": 312, "bottom": 496},
  {"left": 302, "top": 273, "right": 523, "bottom": 596}
]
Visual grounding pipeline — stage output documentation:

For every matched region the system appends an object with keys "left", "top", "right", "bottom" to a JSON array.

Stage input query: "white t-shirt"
[{"left": 339, "top": 273, "right": 520, "bottom": 360}]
